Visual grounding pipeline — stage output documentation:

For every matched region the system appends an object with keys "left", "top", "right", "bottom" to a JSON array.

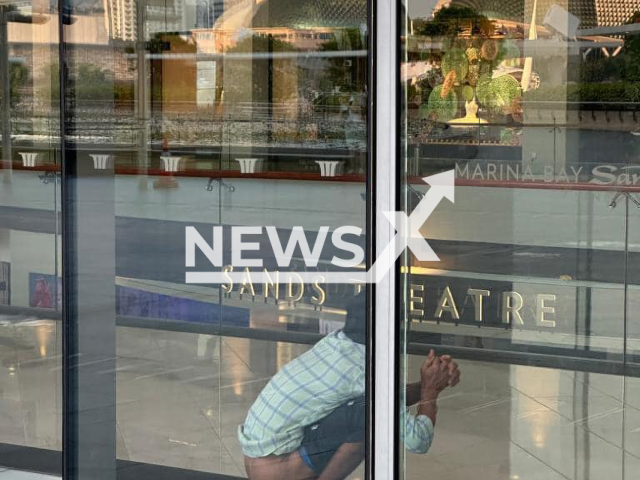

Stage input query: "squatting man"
[{"left": 238, "top": 291, "right": 461, "bottom": 480}]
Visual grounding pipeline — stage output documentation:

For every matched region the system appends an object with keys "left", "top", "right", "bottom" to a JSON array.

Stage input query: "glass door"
[
  {"left": 625, "top": 186, "right": 640, "bottom": 475},
  {"left": 0, "top": 0, "right": 62, "bottom": 476},
  {"left": 59, "top": 1, "right": 372, "bottom": 479},
  {"left": 397, "top": 1, "right": 639, "bottom": 479}
]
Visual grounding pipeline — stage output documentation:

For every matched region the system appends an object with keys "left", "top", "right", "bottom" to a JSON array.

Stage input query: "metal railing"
[{"left": 2, "top": 305, "right": 638, "bottom": 377}]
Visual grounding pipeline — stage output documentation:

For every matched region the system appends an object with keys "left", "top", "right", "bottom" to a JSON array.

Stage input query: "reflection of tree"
[
  {"left": 579, "top": 12, "right": 640, "bottom": 83},
  {"left": 318, "top": 28, "right": 366, "bottom": 94},
  {"left": 0, "top": 5, "right": 30, "bottom": 108},
  {"left": 413, "top": 6, "right": 493, "bottom": 39},
  {"left": 44, "top": 63, "right": 115, "bottom": 101},
  {"left": 41, "top": 62, "right": 135, "bottom": 104},
  {"left": 411, "top": 6, "right": 524, "bottom": 124},
  {"left": 221, "top": 35, "right": 303, "bottom": 105},
  {"left": 0, "top": 62, "right": 29, "bottom": 107},
  {"left": 622, "top": 12, "right": 640, "bottom": 81}
]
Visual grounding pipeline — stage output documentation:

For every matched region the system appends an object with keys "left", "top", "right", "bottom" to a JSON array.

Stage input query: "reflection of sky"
[{"left": 407, "top": 0, "right": 442, "bottom": 19}]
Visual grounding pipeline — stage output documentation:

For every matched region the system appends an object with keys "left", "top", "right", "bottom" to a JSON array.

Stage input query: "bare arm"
[
  {"left": 417, "top": 387, "right": 439, "bottom": 425},
  {"left": 417, "top": 351, "right": 458, "bottom": 425},
  {"left": 405, "top": 381, "right": 422, "bottom": 406}
]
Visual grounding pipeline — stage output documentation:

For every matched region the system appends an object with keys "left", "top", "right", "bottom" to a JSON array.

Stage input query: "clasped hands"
[{"left": 420, "top": 349, "right": 461, "bottom": 401}]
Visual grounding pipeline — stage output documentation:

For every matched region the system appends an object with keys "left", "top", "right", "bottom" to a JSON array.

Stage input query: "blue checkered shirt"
[{"left": 238, "top": 331, "right": 434, "bottom": 457}]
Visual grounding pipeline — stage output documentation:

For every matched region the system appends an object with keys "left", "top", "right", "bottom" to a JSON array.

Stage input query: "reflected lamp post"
[
  {"left": 0, "top": 3, "right": 48, "bottom": 174},
  {"left": 136, "top": 0, "right": 149, "bottom": 189}
]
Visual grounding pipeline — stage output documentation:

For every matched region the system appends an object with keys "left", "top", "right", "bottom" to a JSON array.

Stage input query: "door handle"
[{"left": 608, "top": 191, "right": 640, "bottom": 209}]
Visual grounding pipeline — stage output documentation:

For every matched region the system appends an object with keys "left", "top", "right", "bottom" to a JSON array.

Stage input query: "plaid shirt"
[{"left": 238, "top": 331, "right": 434, "bottom": 457}]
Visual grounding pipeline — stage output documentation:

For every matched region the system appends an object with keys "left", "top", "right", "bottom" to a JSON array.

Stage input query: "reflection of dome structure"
[
  {"left": 595, "top": 0, "right": 640, "bottom": 26},
  {"left": 250, "top": 0, "right": 367, "bottom": 28},
  {"left": 212, "top": 0, "right": 366, "bottom": 32},
  {"left": 447, "top": 0, "right": 534, "bottom": 20},
  {"left": 447, "top": 0, "right": 640, "bottom": 28},
  {"left": 448, "top": 0, "right": 595, "bottom": 25}
]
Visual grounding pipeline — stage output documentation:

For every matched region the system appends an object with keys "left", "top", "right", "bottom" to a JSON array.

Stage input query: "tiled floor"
[{"left": 1, "top": 315, "right": 639, "bottom": 480}]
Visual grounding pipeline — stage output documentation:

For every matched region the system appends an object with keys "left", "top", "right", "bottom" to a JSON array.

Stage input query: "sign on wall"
[
  {"left": 28, "top": 272, "right": 61, "bottom": 309},
  {"left": 408, "top": 272, "right": 583, "bottom": 334},
  {"left": 0, "top": 262, "right": 9, "bottom": 305}
]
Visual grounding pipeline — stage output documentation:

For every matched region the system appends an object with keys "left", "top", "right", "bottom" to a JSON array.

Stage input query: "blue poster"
[{"left": 116, "top": 285, "right": 250, "bottom": 328}]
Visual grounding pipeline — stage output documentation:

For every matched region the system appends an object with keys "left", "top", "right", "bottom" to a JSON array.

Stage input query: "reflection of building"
[
  {"left": 441, "top": 0, "right": 598, "bottom": 26},
  {"left": 594, "top": 0, "right": 640, "bottom": 26},
  {"left": 104, "top": 0, "right": 137, "bottom": 41},
  {"left": 9, "top": 15, "right": 132, "bottom": 82},
  {"left": 250, "top": 0, "right": 366, "bottom": 29},
  {"left": 104, "top": 0, "right": 188, "bottom": 40},
  {"left": 192, "top": 26, "right": 337, "bottom": 53},
  {"left": 189, "top": 24, "right": 340, "bottom": 106},
  {"left": 195, "top": 0, "right": 226, "bottom": 27},
  {"left": 192, "top": 24, "right": 339, "bottom": 104},
  {"left": 441, "top": 0, "right": 640, "bottom": 28},
  {"left": 188, "top": 0, "right": 367, "bottom": 107},
  {"left": 102, "top": 0, "right": 366, "bottom": 41},
  {"left": 102, "top": 0, "right": 241, "bottom": 40}
]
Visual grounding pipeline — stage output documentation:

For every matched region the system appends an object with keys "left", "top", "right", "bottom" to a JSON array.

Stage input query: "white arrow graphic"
[
  {"left": 368, "top": 169, "right": 454, "bottom": 283},
  {"left": 185, "top": 170, "right": 454, "bottom": 285}
]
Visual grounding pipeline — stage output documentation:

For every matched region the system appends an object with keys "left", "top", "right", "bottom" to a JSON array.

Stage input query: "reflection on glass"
[
  {"left": 400, "top": 1, "right": 639, "bottom": 480},
  {"left": 240, "top": 292, "right": 367, "bottom": 479},
  {"left": 0, "top": 0, "right": 62, "bottom": 475},
  {"left": 60, "top": 0, "right": 369, "bottom": 477}
]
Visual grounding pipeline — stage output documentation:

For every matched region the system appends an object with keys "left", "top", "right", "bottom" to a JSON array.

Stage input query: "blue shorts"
[{"left": 298, "top": 395, "right": 366, "bottom": 474}]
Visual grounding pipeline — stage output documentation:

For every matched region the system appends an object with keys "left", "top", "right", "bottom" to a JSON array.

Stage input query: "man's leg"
[
  {"left": 300, "top": 395, "right": 366, "bottom": 480},
  {"left": 316, "top": 441, "right": 365, "bottom": 480},
  {"left": 244, "top": 452, "right": 317, "bottom": 480},
  {"left": 245, "top": 396, "right": 366, "bottom": 480}
]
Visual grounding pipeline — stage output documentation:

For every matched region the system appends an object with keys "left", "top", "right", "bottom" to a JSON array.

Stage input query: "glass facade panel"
[
  {"left": 626, "top": 194, "right": 640, "bottom": 472},
  {"left": 399, "top": 1, "right": 640, "bottom": 480},
  {"left": 8, "top": 0, "right": 640, "bottom": 479},
  {"left": 0, "top": 0, "right": 62, "bottom": 475},
  {"left": 54, "top": 0, "right": 370, "bottom": 479}
]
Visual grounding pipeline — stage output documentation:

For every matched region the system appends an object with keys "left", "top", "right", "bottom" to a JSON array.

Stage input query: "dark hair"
[{"left": 341, "top": 290, "right": 366, "bottom": 344}]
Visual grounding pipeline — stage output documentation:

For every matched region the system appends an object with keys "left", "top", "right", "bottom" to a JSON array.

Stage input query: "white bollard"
[
  {"left": 161, "top": 156, "right": 182, "bottom": 173},
  {"left": 90, "top": 154, "right": 111, "bottom": 170},
  {"left": 19, "top": 152, "right": 38, "bottom": 168},
  {"left": 235, "top": 158, "right": 262, "bottom": 174},
  {"left": 315, "top": 160, "right": 342, "bottom": 177}
]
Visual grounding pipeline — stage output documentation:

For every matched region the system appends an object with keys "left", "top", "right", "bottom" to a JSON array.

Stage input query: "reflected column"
[
  {"left": 60, "top": 4, "right": 117, "bottom": 479},
  {"left": 0, "top": 6, "right": 11, "bottom": 180},
  {"left": 136, "top": 0, "right": 149, "bottom": 191}
]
